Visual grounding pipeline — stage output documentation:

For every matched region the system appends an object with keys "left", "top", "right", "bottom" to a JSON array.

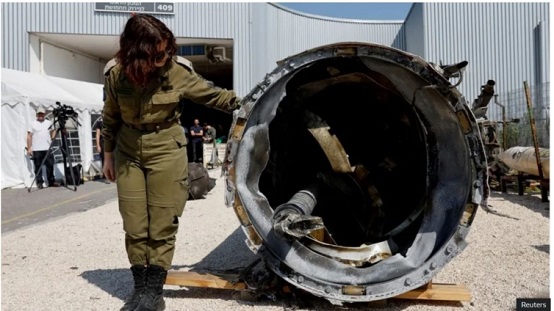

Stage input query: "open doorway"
[{"left": 177, "top": 41, "right": 235, "bottom": 143}]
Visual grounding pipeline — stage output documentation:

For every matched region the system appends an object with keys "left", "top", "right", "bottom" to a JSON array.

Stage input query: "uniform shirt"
[
  {"left": 28, "top": 119, "right": 53, "bottom": 151},
  {"left": 102, "top": 56, "right": 240, "bottom": 152}
]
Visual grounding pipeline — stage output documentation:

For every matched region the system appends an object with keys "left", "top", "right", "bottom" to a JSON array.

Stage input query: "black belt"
[{"left": 125, "top": 121, "right": 179, "bottom": 133}]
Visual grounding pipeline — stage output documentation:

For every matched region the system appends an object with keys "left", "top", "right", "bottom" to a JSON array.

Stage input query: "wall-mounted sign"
[{"left": 95, "top": 3, "right": 174, "bottom": 15}]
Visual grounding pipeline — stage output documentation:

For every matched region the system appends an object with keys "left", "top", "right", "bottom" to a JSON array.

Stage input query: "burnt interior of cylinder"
[{"left": 259, "top": 57, "right": 428, "bottom": 255}]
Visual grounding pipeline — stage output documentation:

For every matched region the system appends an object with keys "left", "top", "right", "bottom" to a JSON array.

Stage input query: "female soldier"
[{"left": 102, "top": 14, "right": 240, "bottom": 311}]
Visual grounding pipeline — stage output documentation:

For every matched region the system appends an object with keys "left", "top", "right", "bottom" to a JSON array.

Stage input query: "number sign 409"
[{"left": 157, "top": 4, "right": 173, "bottom": 12}]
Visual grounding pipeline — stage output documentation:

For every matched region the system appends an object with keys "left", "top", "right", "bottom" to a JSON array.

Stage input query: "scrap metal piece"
[
  {"left": 471, "top": 80, "right": 496, "bottom": 119},
  {"left": 304, "top": 110, "right": 352, "bottom": 173},
  {"left": 304, "top": 239, "right": 392, "bottom": 266},
  {"left": 274, "top": 212, "right": 324, "bottom": 240}
]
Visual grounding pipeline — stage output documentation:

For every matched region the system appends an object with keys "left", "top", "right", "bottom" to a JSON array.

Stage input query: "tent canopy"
[
  {"left": 1, "top": 68, "right": 104, "bottom": 189},
  {"left": 1, "top": 68, "right": 103, "bottom": 112}
]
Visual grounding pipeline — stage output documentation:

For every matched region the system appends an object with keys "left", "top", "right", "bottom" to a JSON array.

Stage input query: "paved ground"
[{"left": 1, "top": 179, "right": 117, "bottom": 233}]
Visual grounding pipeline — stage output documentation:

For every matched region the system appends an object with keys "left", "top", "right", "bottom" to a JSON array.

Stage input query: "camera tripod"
[{"left": 28, "top": 112, "right": 80, "bottom": 192}]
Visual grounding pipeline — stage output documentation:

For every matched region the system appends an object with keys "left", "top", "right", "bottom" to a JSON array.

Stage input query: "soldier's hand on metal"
[
  {"left": 233, "top": 97, "right": 243, "bottom": 110},
  {"left": 273, "top": 211, "right": 324, "bottom": 240}
]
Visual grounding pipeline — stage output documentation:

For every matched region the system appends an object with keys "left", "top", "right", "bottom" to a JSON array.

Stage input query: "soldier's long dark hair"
[{"left": 116, "top": 14, "right": 177, "bottom": 87}]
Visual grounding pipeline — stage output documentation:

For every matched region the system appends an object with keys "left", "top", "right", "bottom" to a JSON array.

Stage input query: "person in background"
[
  {"left": 93, "top": 113, "right": 110, "bottom": 183},
  {"left": 189, "top": 118, "right": 204, "bottom": 163},
  {"left": 202, "top": 122, "right": 216, "bottom": 144},
  {"left": 203, "top": 122, "right": 219, "bottom": 168},
  {"left": 27, "top": 106, "right": 60, "bottom": 189},
  {"left": 102, "top": 13, "right": 241, "bottom": 311}
]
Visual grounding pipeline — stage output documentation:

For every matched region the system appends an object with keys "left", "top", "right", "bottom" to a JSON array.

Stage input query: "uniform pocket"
[
  {"left": 152, "top": 91, "right": 180, "bottom": 105},
  {"left": 173, "top": 133, "right": 187, "bottom": 148},
  {"left": 151, "top": 91, "right": 180, "bottom": 120},
  {"left": 175, "top": 178, "right": 190, "bottom": 216}
]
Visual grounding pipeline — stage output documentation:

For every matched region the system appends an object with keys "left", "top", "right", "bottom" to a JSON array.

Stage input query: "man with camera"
[{"left": 27, "top": 106, "right": 60, "bottom": 188}]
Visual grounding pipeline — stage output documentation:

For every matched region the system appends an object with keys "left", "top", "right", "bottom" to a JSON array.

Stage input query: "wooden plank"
[
  {"left": 166, "top": 271, "right": 470, "bottom": 304},
  {"left": 393, "top": 283, "right": 471, "bottom": 301},
  {"left": 165, "top": 271, "right": 246, "bottom": 290}
]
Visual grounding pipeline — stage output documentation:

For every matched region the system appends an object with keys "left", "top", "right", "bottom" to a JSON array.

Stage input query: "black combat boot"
[
  {"left": 120, "top": 265, "right": 148, "bottom": 311},
  {"left": 136, "top": 265, "right": 167, "bottom": 311}
]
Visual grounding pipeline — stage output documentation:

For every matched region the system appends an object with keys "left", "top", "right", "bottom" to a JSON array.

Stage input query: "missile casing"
[
  {"left": 497, "top": 146, "right": 550, "bottom": 179},
  {"left": 223, "top": 42, "right": 487, "bottom": 303}
]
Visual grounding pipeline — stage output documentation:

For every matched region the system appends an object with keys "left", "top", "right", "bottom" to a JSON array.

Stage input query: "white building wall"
[{"left": 41, "top": 42, "right": 104, "bottom": 83}]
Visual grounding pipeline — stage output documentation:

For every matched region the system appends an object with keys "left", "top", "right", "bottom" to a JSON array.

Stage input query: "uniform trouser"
[
  {"left": 114, "top": 124, "right": 190, "bottom": 270},
  {"left": 33, "top": 150, "right": 55, "bottom": 185}
]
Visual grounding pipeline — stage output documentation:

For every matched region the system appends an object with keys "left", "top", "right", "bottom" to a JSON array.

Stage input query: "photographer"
[{"left": 27, "top": 106, "right": 59, "bottom": 188}]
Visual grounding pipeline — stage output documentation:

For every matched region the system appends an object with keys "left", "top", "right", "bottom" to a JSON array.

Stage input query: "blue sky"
[{"left": 278, "top": 2, "right": 414, "bottom": 21}]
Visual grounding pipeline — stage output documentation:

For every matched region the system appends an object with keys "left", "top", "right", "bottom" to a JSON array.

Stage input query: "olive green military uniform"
[{"left": 103, "top": 56, "right": 240, "bottom": 270}]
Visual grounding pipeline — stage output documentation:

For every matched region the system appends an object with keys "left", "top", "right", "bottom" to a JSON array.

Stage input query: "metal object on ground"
[
  {"left": 470, "top": 81, "right": 499, "bottom": 164},
  {"left": 223, "top": 42, "right": 487, "bottom": 303},
  {"left": 497, "top": 146, "right": 550, "bottom": 179},
  {"left": 187, "top": 163, "right": 214, "bottom": 200}
]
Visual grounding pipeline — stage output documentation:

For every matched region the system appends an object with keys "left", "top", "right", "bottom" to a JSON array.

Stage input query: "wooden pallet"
[
  {"left": 392, "top": 281, "right": 471, "bottom": 301},
  {"left": 501, "top": 174, "right": 549, "bottom": 203},
  {"left": 165, "top": 271, "right": 470, "bottom": 303},
  {"left": 165, "top": 271, "right": 246, "bottom": 290}
]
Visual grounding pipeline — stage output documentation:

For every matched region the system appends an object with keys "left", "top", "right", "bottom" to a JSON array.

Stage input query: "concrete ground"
[
  {"left": 1, "top": 168, "right": 550, "bottom": 311},
  {"left": 1, "top": 178, "right": 117, "bottom": 233}
]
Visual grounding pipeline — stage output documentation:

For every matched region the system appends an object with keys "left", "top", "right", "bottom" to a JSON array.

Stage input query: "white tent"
[{"left": 1, "top": 68, "right": 104, "bottom": 189}]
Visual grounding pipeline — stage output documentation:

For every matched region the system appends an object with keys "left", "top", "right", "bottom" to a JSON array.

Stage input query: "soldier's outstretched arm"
[{"left": 176, "top": 67, "right": 241, "bottom": 113}]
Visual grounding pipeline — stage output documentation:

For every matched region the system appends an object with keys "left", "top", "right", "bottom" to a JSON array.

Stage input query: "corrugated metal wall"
[
  {"left": 1, "top": 2, "right": 404, "bottom": 97},
  {"left": 250, "top": 3, "right": 405, "bottom": 83},
  {"left": 421, "top": 2, "right": 550, "bottom": 101},
  {"left": 4, "top": 2, "right": 548, "bottom": 101},
  {"left": 404, "top": 3, "right": 425, "bottom": 58},
  {"left": 2, "top": 2, "right": 254, "bottom": 96}
]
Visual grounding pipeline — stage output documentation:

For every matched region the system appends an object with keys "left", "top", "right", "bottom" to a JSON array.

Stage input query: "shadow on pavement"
[
  {"left": 172, "top": 227, "right": 258, "bottom": 273},
  {"left": 532, "top": 244, "right": 549, "bottom": 254},
  {"left": 489, "top": 191, "right": 550, "bottom": 218},
  {"left": 80, "top": 268, "right": 130, "bottom": 301},
  {"left": 80, "top": 227, "right": 257, "bottom": 303}
]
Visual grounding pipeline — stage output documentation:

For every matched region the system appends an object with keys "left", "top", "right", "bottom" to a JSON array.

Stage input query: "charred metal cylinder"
[
  {"left": 224, "top": 42, "right": 487, "bottom": 303},
  {"left": 472, "top": 80, "right": 496, "bottom": 114}
]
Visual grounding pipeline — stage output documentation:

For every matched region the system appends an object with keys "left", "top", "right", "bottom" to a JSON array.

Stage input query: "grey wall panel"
[
  {"left": 422, "top": 2, "right": 550, "bottom": 102},
  {"left": 1, "top": 2, "right": 404, "bottom": 96},
  {"left": 404, "top": 3, "right": 425, "bottom": 57},
  {"left": 2, "top": 2, "right": 27, "bottom": 72},
  {"left": 249, "top": 3, "right": 404, "bottom": 83},
  {"left": 9, "top": 2, "right": 548, "bottom": 103}
]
